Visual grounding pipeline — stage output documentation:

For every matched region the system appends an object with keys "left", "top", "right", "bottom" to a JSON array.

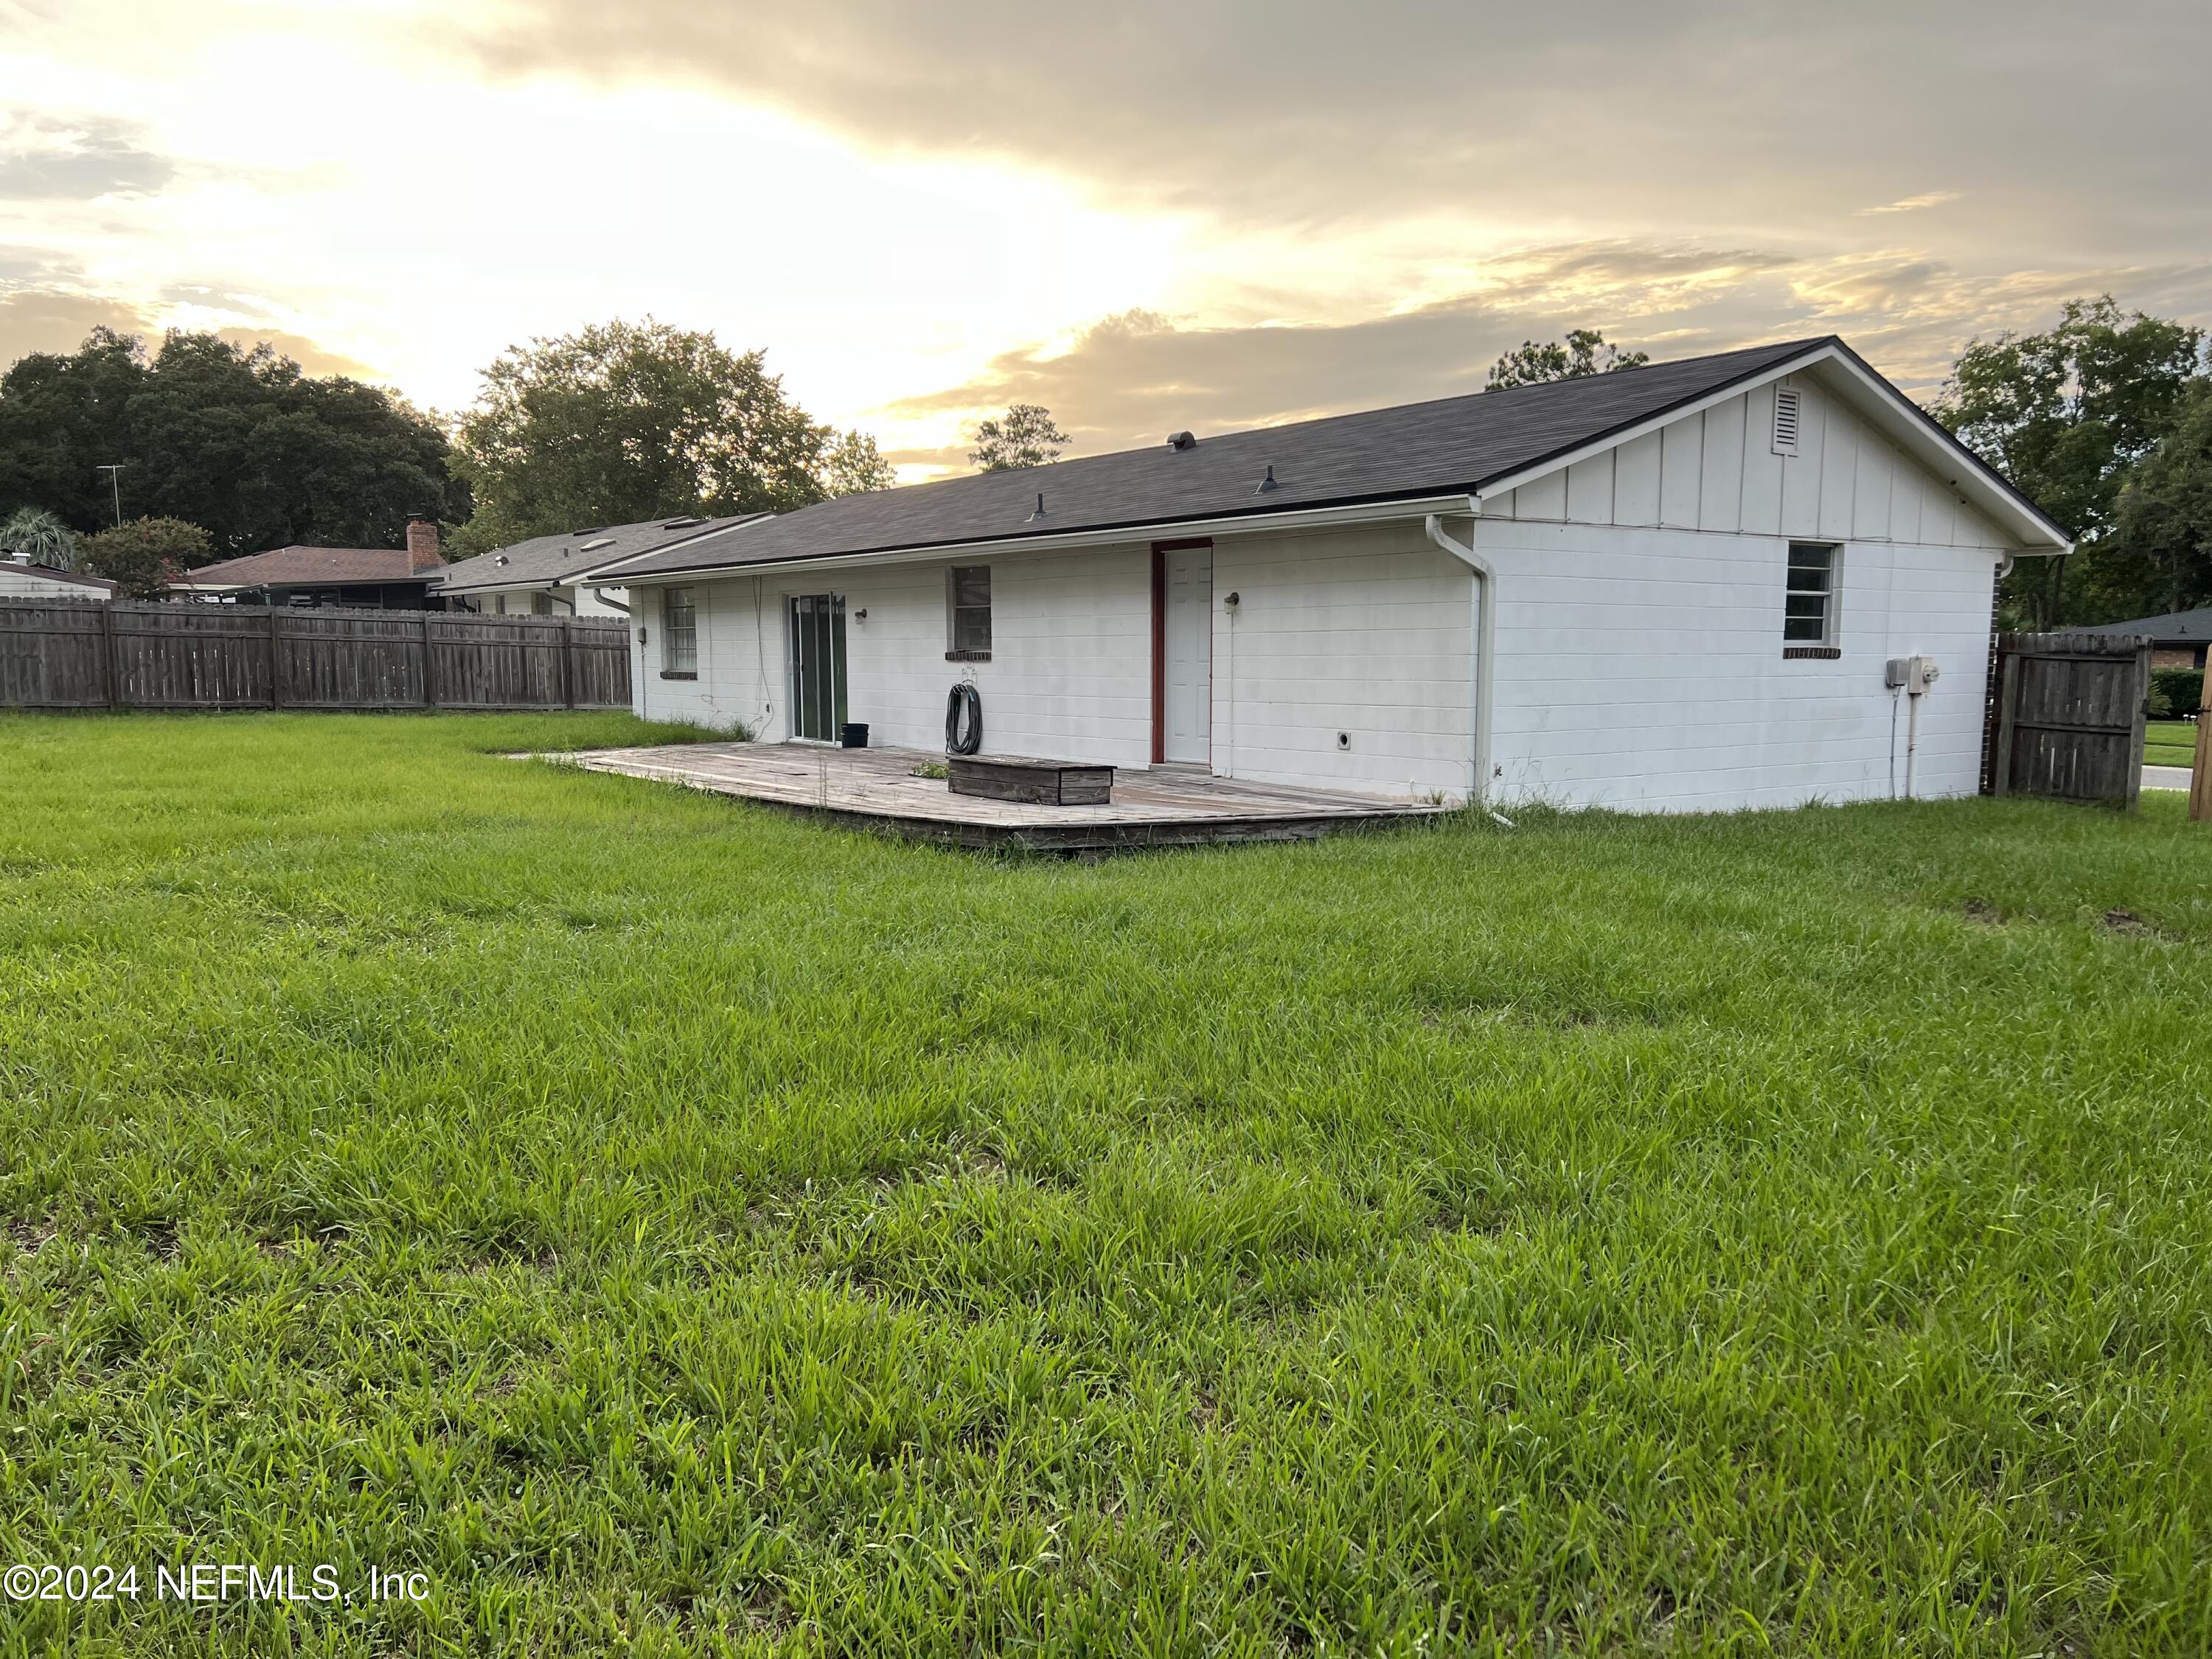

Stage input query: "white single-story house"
[
  {"left": 0, "top": 554, "right": 117, "bottom": 599},
  {"left": 585, "top": 338, "right": 2070, "bottom": 813},
  {"left": 434, "top": 515, "right": 771, "bottom": 618}
]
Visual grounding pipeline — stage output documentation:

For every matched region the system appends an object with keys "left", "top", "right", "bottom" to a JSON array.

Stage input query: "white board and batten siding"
[
  {"left": 1485, "top": 375, "right": 1999, "bottom": 550},
  {"left": 1475, "top": 373, "right": 2010, "bottom": 810}
]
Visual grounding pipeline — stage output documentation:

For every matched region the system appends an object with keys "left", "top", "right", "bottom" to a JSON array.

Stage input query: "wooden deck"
[{"left": 554, "top": 742, "right": 1447, "bottom": 851}]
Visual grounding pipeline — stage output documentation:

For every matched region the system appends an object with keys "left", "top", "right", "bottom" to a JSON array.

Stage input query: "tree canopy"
[
  {"left": 970, "top": 403, "right": 1069, "bottom": 471},
  {"left": 448, "top": 319, "right": 894, "bottom": 557},
  {"left": 1933, "top": 296, "right": 2205, "bottom": 627},
  {"left": 2110, "top": 378, "right": 2212, "bottom": 620},
  {"left": 0, "top": 329, "right": 462, "bottom": 563},
  {"left": 1486, "top": 330, "right": 1649, "bottom": 391},
  {"left": 79, "top": 516, "right": 215, "bottom": 599}
]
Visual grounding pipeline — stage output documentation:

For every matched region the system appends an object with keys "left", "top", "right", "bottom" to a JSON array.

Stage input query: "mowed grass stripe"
[
  {"left": 2145, "top": 720, "right": 2197, "bottom": 769},
  {"left": 1, "top": 712, "right": 2209, "bottom": 1656}
]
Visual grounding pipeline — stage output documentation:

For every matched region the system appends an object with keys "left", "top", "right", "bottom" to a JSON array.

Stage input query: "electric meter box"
[{"left": 1886, "top": 655, "right": 1940, "bottom": 693}]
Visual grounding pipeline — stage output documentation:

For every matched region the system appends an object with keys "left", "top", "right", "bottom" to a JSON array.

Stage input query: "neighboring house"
[
  {"left": 433, "top": 515, "right": 771, "bottom": 618},
  {"left": 168, "top": 517, "right": 446, "bottom": 608},
  {"left": 2075, "top": 608, "right": 2212, "bottom": 669},
  {"left": 587, "top": 337, "right": 2070, "bottom": 813},
  {"left": 0, "top": 554, "right": 117, "bottom": 599}
]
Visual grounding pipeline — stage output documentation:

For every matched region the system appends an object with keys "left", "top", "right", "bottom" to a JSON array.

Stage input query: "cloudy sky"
[{"left": 3, "top": 0, "right": 2208, "bottom": 477}]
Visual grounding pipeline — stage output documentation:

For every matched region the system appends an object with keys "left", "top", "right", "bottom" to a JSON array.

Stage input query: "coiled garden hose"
[{"left": 945, "top": 681, "right": 983, "bottom": 756}]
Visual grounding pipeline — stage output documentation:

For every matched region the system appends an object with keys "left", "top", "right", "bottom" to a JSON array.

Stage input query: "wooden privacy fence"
[
  {"left": 0, "top": 600, "right": 630, "bottom": 712},
  {"left": 1986, "top": 630, "right": 2149, "bottom": 807}
]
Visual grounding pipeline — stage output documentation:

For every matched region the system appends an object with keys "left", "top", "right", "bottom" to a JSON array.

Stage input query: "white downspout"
[{"left": 1425, "top": 512, "right": 1495, "bottom": 805}]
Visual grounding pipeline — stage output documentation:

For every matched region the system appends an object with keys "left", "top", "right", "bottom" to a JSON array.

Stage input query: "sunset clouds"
[{"left": 4, "top": 0, "right": 2207, "bottom": 477}]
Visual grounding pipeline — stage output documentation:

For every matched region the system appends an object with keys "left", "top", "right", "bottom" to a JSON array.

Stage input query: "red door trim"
[{"left": 1150, "top": 539, "right": 1211, "bottom": 766}]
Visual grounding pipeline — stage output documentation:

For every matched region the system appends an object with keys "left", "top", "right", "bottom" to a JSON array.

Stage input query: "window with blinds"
[
  {"left": 947, "top": 566, "right": 992, "bottom": 660},
  {"left": 661, "top": 586, "right": 697, "bottom": 672},
  {"left": 1784, "top": 542, "right": 1838, "bottom": 645}
]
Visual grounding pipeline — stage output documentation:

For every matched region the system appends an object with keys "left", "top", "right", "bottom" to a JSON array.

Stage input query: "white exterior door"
[{"left": 1163, "top": 545, "right": 1212, "bottom": 763}]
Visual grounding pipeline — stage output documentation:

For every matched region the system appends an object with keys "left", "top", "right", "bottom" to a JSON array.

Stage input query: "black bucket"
[{"left": 840, "top": 723, "right": 869, "bottom": 749}]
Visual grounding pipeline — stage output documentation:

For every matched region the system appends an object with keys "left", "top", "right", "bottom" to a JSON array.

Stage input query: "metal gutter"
[{"left": 585, "top": 493, "right": 1479, "bottom": 587}]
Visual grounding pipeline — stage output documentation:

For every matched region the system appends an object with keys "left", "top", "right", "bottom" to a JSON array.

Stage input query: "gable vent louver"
[{"left": 1772, "top": 387, "right": 1802, "bottom": 456}]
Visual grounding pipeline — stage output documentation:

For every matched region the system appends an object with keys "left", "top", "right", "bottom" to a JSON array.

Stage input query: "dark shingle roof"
[
  {"left": 172, "top": 546, "right": 428, "bottom": 588},
  {"left": 605, "top": 338, "right": 1831, "bottom": 582},
  {"left": 2076, "top": 608, "right": 2212, "bottom": 645},
  {"left": 434, "top": 515, "right": 768, "bottom": 595}
]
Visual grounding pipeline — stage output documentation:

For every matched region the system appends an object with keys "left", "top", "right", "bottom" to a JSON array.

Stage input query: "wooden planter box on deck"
[{"left": 948, "top": 755, "right": 1115, "bottom": 806}]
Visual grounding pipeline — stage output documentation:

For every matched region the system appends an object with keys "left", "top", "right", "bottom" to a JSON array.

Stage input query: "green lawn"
[
  {"left": 4, "top": 713, "right": 2211, "bottom": 1657},
  {"left": 2144, "top": 720, "right": 2197, "bottom": 769}
]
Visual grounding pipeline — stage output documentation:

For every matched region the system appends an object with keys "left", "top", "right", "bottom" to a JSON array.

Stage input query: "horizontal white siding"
[
  {"left": 0, "top": 568, "right": 109, "bottom": 599},
  {"left": 1475, "top": 517, "right": 1999, "bottom": 811},
  {"left": 1490, "top": 377, "right": 2011, "bottom": 552}
]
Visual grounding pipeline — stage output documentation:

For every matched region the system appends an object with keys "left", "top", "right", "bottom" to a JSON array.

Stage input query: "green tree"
[
  {"left": 969, "top": 403, "right": 1069, "bottom": 471},
  {"left": 1932, "top": 296, "right": 2202, "bottom": 627},
  {"left": 821, "top": 428, "right": 897, "bottom": 496},
  {"left": 1485, "top": 329, "right": 1649, "bottom": 391},
  {"left": 0, "top": 507, "right": 77, "bottom": 568},
  {"left": 0, "top": 328, "right": 462, "bottom": 558},
  {"left": 2107, "top": 378, "right": 2212, "bottom": 619},
  {"left": 79, "top": 515, "right": 213, "bottom": 599},
  {"left": 449, "top": 319, "right": 869, "bottom": 555}
]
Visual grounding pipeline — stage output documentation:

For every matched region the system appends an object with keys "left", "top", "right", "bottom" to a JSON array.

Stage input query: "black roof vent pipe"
[
  {"left": 1255, "top": 465, "right": 1279, "bottom": 494},
  {"left": 1026, "top": 492, "right": 1048, "bottom": 522}
]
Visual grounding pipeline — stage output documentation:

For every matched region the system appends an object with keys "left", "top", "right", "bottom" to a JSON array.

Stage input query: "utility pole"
[{"left": 94, "top": 465, "right": 125, "bottom": 527}]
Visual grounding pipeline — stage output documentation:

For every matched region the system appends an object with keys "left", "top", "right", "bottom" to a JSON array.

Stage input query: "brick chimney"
[{"left": 406, "top": 515, "right": 442, "bottom": 571}]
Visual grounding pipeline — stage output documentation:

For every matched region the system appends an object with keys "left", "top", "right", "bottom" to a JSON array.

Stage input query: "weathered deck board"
[{"left": 554, "top": 742, "right": 1445, "bottom": 850}]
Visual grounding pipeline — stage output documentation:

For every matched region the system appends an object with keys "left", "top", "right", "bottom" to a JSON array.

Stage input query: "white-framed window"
[
  {"left": 1784, "top": 542, "right": 1840, "bottom": 645},
  {"left": 662, "top": 586, "right": 697, "bottom": 673},
  {"left": 947, "top": 566, "right": 991, "bottom": 660}
]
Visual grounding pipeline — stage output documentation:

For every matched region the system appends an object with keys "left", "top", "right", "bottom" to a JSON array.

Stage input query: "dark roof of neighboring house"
[
  {"left": 0, "top": 560, "right": 117, "bottom": 594},
  {"left": 171, "top": 546, "right": 436, "bottom": 589},
  {"left": 603, "top": 335, "right": 2057, "bottom": 583},
  {"left": 434, "top": 515, "right": 769, "bottom": 595},
  {"left": 2076, "top": 607, "right": 2212, "bottom": 646}
]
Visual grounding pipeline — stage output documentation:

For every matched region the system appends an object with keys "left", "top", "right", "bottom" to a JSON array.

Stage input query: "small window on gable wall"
[
  {"left": 947, "top": 566, "right": 991, "bottom": 660},
  {"left": 1784, "top": 542, "right": 1838, "bottom": 644}
]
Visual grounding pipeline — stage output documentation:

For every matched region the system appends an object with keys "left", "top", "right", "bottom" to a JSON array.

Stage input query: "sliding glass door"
[{"left": 786, "top": 594, "right": 847, "bottom": 742}]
